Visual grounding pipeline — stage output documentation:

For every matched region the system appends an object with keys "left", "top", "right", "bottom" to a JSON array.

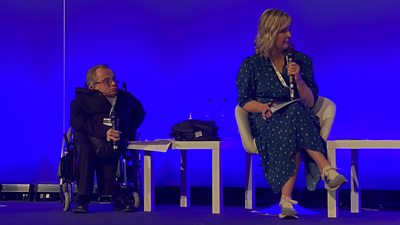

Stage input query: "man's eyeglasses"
[{"left": 93, "top": 78, "right": 119, "bottom": 86}]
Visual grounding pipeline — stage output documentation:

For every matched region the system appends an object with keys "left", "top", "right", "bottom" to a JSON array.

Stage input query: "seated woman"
[{"left": 236, "top": 9, "right": 346, "bottom": 219}]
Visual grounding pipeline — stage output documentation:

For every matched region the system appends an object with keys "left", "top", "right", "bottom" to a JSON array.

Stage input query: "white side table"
[
  {"left": 326, "top": 140, "right": 400, "bottom": 218},
  {"left": 127, "top": 140, "right": 222, "bottom": 214}
]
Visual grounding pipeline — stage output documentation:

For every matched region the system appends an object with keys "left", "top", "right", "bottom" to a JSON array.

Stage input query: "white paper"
[
  {"left": 271, "top": 99, "right": 303, "bottom": 113},
  {"left": 127, "top": 139, "right": 173, "bottom": 152}
]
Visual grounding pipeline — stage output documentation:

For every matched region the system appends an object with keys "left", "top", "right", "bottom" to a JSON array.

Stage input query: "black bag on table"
[{"left": 169, "top": 119, "right": 220, "bottom": 141}]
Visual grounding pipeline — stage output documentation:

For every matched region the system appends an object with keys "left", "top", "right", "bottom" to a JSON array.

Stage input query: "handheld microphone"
[
  {"left": 110, "top": 96, "right": 119, "bottom": 150},
  {"left": 122, "top": 82, "right": 127, "bottom": 92},
  {"left": 285, "top": 48, "right": 295, "bottom": 100}
]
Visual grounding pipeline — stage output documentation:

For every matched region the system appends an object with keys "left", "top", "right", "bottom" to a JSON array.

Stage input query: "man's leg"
[
  {"left": 97, "top": 156, "right": 119, "bottom": 196},
  {"left": 98, "top": 153, "right": 138, "bottom": 212},
  {"left": 74, "top": 134, "right": 96, "bottom": 213}
]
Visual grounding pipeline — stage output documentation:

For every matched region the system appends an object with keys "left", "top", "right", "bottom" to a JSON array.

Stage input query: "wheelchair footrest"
[{"left": 98, "top": 195, "right": 113, "bottom": 203}]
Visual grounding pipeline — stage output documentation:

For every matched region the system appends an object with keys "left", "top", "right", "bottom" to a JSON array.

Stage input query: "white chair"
[{"left": 235, "top": 96, "right": 336, "bottom": 210}]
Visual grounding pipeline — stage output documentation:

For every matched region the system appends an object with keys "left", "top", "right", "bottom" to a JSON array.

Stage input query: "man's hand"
[{"left": 106, "top": 128, "right": 121, "bottom": 142}]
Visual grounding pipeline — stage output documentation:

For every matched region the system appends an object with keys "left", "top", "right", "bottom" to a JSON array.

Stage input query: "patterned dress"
[{"left": 236, "top": 52, "right": 326, "bottom": 193}]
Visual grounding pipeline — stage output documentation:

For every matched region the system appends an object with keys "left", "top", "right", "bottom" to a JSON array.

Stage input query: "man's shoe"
[
  {"left": 72, "top": 204, "right": 88, "bottom": 214},
  {"left": 113, "top": 190, "right": 140, "bottom": 213},
  {"left": 119, "top": 203, "right": 136, "bottom": 213},
  {"left": 278, "top": 195, "right": 298, "bottom": 219},
  {"left": 113, "top": 196, "right": 137, "bottom": 213},
  {"left": 322, "top": 166, "right": 347, "bottom": 191}
]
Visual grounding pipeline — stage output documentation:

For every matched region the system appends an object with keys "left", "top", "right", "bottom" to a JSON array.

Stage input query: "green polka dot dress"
[{"left": 236, "top": 52, "right": 326, "bottom": 193}]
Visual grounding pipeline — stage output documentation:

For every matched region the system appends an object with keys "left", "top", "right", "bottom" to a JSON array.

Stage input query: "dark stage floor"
[{"left": 1, "top": 201, "right": 399, "bottom": 225}]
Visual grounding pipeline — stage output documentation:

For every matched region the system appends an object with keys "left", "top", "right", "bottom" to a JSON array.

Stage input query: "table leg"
[
  {"left": 327, "top": 143, "right": 338, "bottom": 218},
  {"left": 180, "top": 150, "right": 190, "bottom": 207},
  {"left": 351, "top": 149, "right": 360, "bottom": 213},
  {"left": 144, "top": 151, "right": 154, "bottom": 212},
  {"left": 212, "top": 145, "right": 222, "bottom": 214}
]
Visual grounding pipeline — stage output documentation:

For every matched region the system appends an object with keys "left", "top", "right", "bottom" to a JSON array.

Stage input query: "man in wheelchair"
[{"left": 70, "top": 64, "right": 145, "bottom": 213}]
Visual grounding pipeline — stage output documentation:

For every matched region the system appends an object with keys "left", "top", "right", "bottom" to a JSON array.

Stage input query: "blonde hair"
[
  {"left": 86, "top": 64, "right": 112, "bottom": 88},
  {"left": 254, "top": 9, "right": 291, "bottom": 58}
]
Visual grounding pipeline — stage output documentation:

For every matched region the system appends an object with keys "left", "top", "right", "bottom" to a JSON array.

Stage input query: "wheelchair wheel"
[{"left": 61, "top": 183, "right": 72, "bottom": 212}]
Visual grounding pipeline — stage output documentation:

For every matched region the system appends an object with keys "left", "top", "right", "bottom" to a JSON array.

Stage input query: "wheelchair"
[{"left": 58, "top": 127, "right": 142, "bottom": 212}]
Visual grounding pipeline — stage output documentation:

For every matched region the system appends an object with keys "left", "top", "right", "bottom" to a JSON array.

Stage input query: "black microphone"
[
  {"left": 110, "top": 96, "right": 119, "bottom": 150},
  {"left": 285, "top": 48, "right": 295, "bottom": 100},
  {"left": 122, "top": 82, "right": 127, "bottom": 92}
]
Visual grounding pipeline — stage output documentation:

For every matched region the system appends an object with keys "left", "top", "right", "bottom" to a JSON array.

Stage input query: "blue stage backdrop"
[
  {"left": 1, "top": 0, "right": 400, "bottom": 190},
  {"left": 0, "top": 0, "right": 63, "bottom": 184}
]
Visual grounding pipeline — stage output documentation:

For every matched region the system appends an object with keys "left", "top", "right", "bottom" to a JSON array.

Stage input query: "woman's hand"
[
  {"left": 286, "top": 62, "right": 302, "bottom": 82},
  {"left": 287, "top": 62, "right": 315, "bottom": 107},
  {"left": 260, "top": 102, "right": 273, "bottom": 120},
  {"left": 243, "top": 100, "right": 274, "bottom": 120}
]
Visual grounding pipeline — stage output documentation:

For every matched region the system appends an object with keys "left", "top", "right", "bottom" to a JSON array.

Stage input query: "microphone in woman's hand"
[{"left": 285, "top": 48, "right": 295, "bottom": 100}]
